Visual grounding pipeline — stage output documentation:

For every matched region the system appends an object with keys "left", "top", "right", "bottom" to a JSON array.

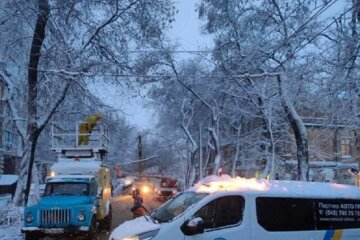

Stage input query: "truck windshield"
[
  {"left": 151, "top": 191, "right": 207, "bottom": 223},
  {"left": 44, "top": 182, "right": 89, "bottom": 196}
]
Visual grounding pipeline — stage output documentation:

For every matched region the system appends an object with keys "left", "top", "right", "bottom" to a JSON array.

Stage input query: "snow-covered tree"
[
  {"left": 197, "top": 0, "right": 346, "bottom": 180},
  {"left": 0, "top": 0, "right": 176, "bottom": 206}
]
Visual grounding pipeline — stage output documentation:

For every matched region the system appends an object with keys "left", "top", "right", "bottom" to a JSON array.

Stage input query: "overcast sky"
[{"left": 114, "top": 0, "right": 213, "bottom": 130}]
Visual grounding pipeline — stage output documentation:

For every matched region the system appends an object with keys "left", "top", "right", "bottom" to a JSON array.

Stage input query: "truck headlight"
[
  {"left": 77, "top": 213, "right": 85, "bottom": 221},
  {"left": 25, "top": 215, "right": 33, "bottom": 223}
]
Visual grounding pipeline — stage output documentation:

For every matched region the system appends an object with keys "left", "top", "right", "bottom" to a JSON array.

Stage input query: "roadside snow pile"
[
  {"left": 0, "top": 225, "right": 22, "bottom": 240},
  {"left": 0, "top": 196, "right": 22, "bottom": 240},
  {"left": 0, "top": 204, "right": 22, "bottom": 226}
]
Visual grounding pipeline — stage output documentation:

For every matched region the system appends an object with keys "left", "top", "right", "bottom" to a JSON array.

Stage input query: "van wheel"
[
  {"left": 86, "top": 216, "right": 97, "bottom": 240},
  {"left": 24, "top": 232, "right": 40, "bottom": 240},
  {"left": 99, "top": 206, "right": 112, "bottom": 231}
]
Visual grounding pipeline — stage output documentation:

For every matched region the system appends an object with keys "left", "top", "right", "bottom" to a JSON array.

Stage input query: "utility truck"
[{"left": 22, "top": 120, "right": 112, "bottom": 240}]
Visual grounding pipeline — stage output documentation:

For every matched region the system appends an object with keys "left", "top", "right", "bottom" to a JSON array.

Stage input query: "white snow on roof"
[
  {"left": 51, "top": 158, "right": 102, "bottom": 175},
  {"left": 190, "top": 175, "right": 360, "bottom": 199},
  {"left": 0, "top": 175, "right": 18, "bottom": 186},
  {"left": 46, "top": 175, "right": 94, "bottom": 183},
  {"left": 109, "top": 215, "right": 159, "bottom": 240}
]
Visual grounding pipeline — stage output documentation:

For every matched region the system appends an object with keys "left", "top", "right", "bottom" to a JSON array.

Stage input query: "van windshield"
[
  {"left": 151, "top": 191, "right": 207, "bottom": 223},
  {"left": 44, "top": 182, "right": 89, "bottom": 196}
]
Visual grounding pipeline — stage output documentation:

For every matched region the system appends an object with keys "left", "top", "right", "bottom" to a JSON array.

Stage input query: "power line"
[
  {"left": 37, "top": 69, "right": 282, "bottom": 79},
  {"left": 119, "top": 50, "right": 215, "bottom": 53},
  {"left": 26, "top": 1, "right": 351, "bottom": 82},
  {"left": 111, "top": 1, "right": 339, "bottom": 56},
  {"left": 270, "top": 0, "right": 339, "bottom": 55},
  {"left": 286, "top": 4, "right": 355, "bottom": 62}
]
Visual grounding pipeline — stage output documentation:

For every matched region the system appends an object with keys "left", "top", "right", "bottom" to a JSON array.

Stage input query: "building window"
[
  {"left": 0, "top": 85, "right": 3, "bottom": 99},
  {"left": 4, "top": 130, "right": 18, "bottom": 147},
  {"left": 340, "top": 138, "right": 351, "bottom": 157}
]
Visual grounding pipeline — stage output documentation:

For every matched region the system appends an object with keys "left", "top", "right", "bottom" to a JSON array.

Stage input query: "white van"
[{"left": 109, "top": 175, "right": 360, "bottom": 240}]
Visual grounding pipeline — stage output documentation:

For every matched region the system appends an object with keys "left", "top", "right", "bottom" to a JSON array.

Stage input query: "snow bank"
[
  {"left": 0, "top": 202, "right": 22, "bottom": 240},
  {"left": 0, "top": 225, "right": 22, "bottom": 240}
]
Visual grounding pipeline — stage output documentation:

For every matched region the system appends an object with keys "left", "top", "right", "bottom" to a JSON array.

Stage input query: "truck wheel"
[
  {"left": 24, "top": 232, "right": 40, "bottom": 240},
  {"left": 86, "top": 216, "right": 97, "bottom": 240}
]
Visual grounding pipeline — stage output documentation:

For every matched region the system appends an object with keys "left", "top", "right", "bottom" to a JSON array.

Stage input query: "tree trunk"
[
  {"left": 14, "top": 0, "right": 49, "bottom": 206},
  {"left": 209, "top": 127, "right": 221, "bottom": 175},
  {"left": 199, "top": 124, "right": 203, "bottom": 179},
  {"left": 185, "top": 150, "right": 197, "bottom": 188},
  {"left": 181, "top": 122, "right": 198, "bottom": 188},
  {"left": 277, "top": 74, "right": 309, "bottom": 181},
  {"left": 231, "top": 125, "right": 241, "bottom": 177}
]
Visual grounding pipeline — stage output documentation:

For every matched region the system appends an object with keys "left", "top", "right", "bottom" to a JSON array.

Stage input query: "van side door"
[{"left": 182, "top": 195, "right": 248, "bottom": 240}]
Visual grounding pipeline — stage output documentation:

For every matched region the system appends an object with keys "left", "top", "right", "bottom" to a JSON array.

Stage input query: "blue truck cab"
[
  {"left": 22, "top": 174, "right": 111, "bottom": 240},
  {"left": 22, "top": 121, "right": 112, "bottom": 240}
]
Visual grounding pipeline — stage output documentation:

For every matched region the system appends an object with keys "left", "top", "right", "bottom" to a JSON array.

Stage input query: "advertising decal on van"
[{"left": 323, "top": 229, "right": 343, "bottom": 240}]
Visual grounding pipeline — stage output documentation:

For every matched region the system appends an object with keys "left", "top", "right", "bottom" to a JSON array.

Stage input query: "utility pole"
[
  {"left": 199, "top": 124, "right": 203, "bottom": 179},
  {"left": 137, "top": 134, "right": 143, "bottom": 174}
]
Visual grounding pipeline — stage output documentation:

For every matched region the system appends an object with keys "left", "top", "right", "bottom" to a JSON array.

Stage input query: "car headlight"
[
  {"left": 142, "top": 186, "right": 150, "bottom": 193},
  {"left": 77, "top": 213, "right": 85, "bottom": 221}
]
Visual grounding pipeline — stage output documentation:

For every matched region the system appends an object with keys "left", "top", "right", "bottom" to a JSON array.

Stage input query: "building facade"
[{"left": 0, "top": 75, "right": 21, "bottom": 174}]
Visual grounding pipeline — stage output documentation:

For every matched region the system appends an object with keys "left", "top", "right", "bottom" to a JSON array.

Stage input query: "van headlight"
[
  {"left": 121, "top": 229, "right": 159, "bottom": 240},
  {"left": 77, "top": 213, "right": 85, "bottom": 221},
  {"left": 138, "top": 229, "right": 159, "bottom": 240}
]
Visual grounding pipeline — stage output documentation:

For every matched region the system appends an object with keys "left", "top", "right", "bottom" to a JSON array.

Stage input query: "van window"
[
  {"left": 256, "top": 197, "right": 360, "bottom": 231},
  {"left": 152, "top": 191, "right": 207, "bottom": 223},
  {"left": 194, "top": 196, "right": 245, "bottom": 229},
  {"left": 256, "top": 197, "right": 315, "bottom": 231}
]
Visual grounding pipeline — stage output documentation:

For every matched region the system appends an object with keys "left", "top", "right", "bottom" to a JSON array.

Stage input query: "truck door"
[{"left": 183, "top": 195, "right": 248, "bottom": 240}]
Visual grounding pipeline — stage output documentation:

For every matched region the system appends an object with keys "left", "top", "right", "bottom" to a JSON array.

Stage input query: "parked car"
[{"left": 112, "top": 176, "right": 134, "bottom": 196}]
